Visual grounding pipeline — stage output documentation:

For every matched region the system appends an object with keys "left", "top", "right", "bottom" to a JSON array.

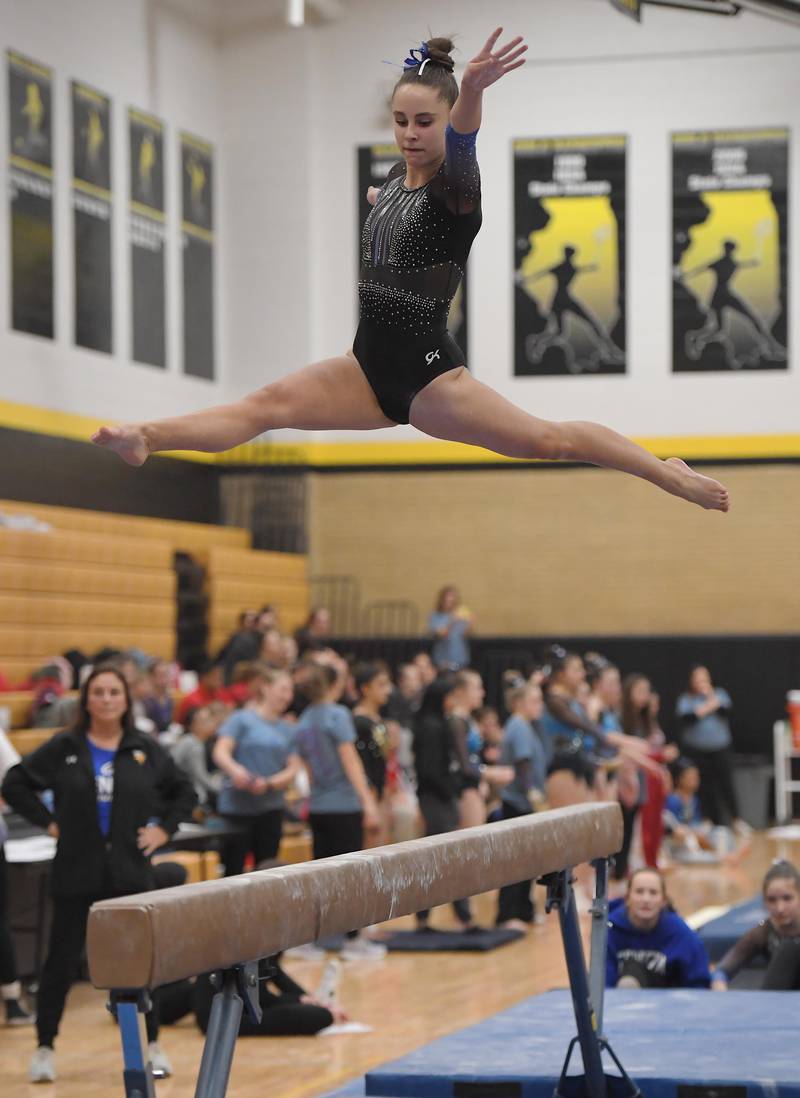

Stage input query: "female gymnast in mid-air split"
[{"left": 93, "top": 28, "right": 729, "bottom": 513}]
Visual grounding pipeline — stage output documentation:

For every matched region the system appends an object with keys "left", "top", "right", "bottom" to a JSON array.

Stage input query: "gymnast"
[
  {"left": 712, "top": 860, "right": 800, "bottom": 991},
  {"left": 91, "top": 29, "right": 729, "bottom": 514},
  {"left": 606, "top": 867, "right": 711, "bottom": 989}
]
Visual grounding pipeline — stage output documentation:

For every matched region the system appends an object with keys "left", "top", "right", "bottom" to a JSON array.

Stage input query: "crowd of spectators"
[{"left": 1, "top": 584, "right": 797, "bottom": 1081}]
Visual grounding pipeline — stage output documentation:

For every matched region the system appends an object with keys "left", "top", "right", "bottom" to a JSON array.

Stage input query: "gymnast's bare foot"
[
  {"left": 91, "top": 424, "right": 150, "bottom": 466},
  {"left": 665, "top": 457, "right": 730, "bottom": 512}
]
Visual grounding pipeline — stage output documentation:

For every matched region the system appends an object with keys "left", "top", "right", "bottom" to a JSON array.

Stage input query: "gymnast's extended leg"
[
  {"left": 409, "top": 367, "right": 729, "bottom": 511},
  {"left": 91, "top": 353, "right": 394, "bottom": 464}
]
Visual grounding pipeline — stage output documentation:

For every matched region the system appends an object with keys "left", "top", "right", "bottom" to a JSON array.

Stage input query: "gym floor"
[{"left": 0, "top": 833, "right": 783, "bottom": 1098}]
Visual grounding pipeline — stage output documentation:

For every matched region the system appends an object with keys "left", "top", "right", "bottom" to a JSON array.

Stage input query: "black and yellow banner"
[
  {"left": 672, "top": 128, "right": 788, "bottom": 372},
  {"left": 609, "top": 0, "right": 641, "bottom": 19},
  {"left": 357, "top": 143, "right": 469, "bottom": 361},
  {"left": 129, "top": 108, "right": 166, "bottom": 368},
  {"left": 7, "top": 50, "right": 54, "bottom": 339},
  {"left": 72, "top": 81, "right": 112, "bottom": 353},
  {"left": 514, "top": 135, "right": 626, "bottom": 376},
  {"left": 181, "top": 132, "right": 214, "bottom": 380}
]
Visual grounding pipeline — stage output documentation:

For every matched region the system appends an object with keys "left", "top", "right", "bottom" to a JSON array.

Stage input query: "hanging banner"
[
  {"left": 7, "top": 50, "right": 54, "bottom": 339},
  {"left": 357, "top": 143, "right": 469, "bottom": 362},
  {"left": 672, "top": 127, "right": 788, "bottom": 372},
  {"left": 514, "top": 135, "right": 626, "bottom": 376},
  {"left": 72, "top": 81, "right": 112, "bottom": 353},
  {"left": 129, "top": 109, "right": 166, "bottom": 368},
  {"left": 609, "top": 0, "right": 642, "bottom": 19},
  {"left": 181, "top": 132, "right": 214, "bottom": 380}
]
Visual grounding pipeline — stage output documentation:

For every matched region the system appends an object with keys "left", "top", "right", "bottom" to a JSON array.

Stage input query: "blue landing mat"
[
  {"left": 697, "top": 895, "right": 766, "bottom": 960},
  {"left": 365, "top": 989, "right": 800, "bottom": 1098}
]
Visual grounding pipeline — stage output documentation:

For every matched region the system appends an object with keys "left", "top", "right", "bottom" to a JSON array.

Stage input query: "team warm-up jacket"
[{"left": 2, "top": 726, "right": 196, "bottom": 896}]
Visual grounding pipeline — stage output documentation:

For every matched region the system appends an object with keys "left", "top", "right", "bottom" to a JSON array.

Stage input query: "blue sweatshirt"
[{"left": 606, "top": 898, "right": 711, "bottom": 988}]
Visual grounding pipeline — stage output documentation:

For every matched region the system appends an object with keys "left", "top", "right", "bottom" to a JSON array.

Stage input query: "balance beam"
[{"left": 87, "top": 802, "right": 621, "bottom": 991}]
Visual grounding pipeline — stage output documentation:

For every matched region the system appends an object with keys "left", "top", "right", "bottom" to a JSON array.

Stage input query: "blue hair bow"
[{"left": 403, "top": 42, "right": 430, "bottom": 69}]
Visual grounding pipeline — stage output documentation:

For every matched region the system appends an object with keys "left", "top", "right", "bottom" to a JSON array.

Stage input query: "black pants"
[
  {"left": 618, "top": 957, "right": 667, "bottom": 988},
  {"left": 689, "top": 747, "right": 740, "bottom": 826},
  {"left": 763, "top": 940, "right": 800, "bottom": 991},
  {"left": 495, "top": 801, "right": 535, "bottom": 925},
  {"left": 612, "top": 802, "right": 639, "bottom": 881},
  {"left": 37, "top": 894, "right": 159, "bottom": 1048},
  {"left": 417, "top": 793, "right": 471, "bottom": 926},
  {"left": 0, "top": 847, "right": 17, "bottom": 985},
  {"left": 223, "top": 810, "right": 284, "bottom": 876},
  {"left": 157, "top": 979, "right": 333, "bottom": 1035},
  {"left": 310, "top": 812, "right": 363, "bottom": 939},
  {"left": 309, "top": 812, "right": 363, "bottom": 860}
]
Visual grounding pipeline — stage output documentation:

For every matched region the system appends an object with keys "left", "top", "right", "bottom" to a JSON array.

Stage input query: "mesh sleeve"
[{"left": 430, "top": 125, "right": 481, "bottom": 215}]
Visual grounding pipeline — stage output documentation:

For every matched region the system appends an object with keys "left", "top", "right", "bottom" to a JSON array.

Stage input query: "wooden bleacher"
[
  {"left": 0, "top": 526, "right": 176, "bottom": 682},
  {"left": 0, "top": 499, "right": 252, "bottom": 555},
  {"left": 0, "top": 500, "right": 309, "bottom": 684},
  {"left": 7, "top": 727, "right": 56, "bottom": 755}
]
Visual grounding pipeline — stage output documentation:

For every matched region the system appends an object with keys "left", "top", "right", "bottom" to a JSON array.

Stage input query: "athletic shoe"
[
  {"left": 340, "top": 936, "right": 387, "bottom": 962},
  {"left": 29, "top": 1046, "right": 56, "bottom": 1083},
  {"left": 284, "top": 942, "right": 327, "bottom": 961},
  {"left": 616, "top": 975, "right": 640, "bottom": 990},
  {"left": 315, "top": 958, "right": 342, "bottom": 1007},
  {"left": 5, "top": 998, "right": 34, "bottom": 1025},
  {"left": 148, "top": 1042, "right": 173, "bottom": 1079}
]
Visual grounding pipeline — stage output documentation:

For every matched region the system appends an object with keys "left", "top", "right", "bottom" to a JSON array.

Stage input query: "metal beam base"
[
  {"left": 109, "top": 989, "right": 157, "bottom": 1098},
  {"left": 194, "top": 961, "right": 261, "bottom": 1098},
  {"left": 541, "top": 861, "right": 639, "bottom": 1098}
]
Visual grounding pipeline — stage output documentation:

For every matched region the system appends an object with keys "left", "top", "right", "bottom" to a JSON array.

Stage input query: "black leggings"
[
  {"left": 495, "top": 801, "right": 535, "bottom": 925},
  {"left": 0, "top": 847, "right": 17, "bottom": 986},
  {"left": 618, "top": 957, "right": 667, "bottom": 989},
  {"left": 689, "top": 747, "right": 740, "bottom": 827},
  {"left": 157, "top": 978, "right": 333, "bottom": 1036},
  {"left": 37, "top": 894, "right": 159, "bottom": 1048},
  {"left": 417, "top": 793, "right": 471, "bottom": 926},
  {"left": 310, "top": 812, "right": 363, "bottom": 939},
  {"left": 223, "top": 810, "right": 284, "bottom": 877},
  {"left": 612, "top": 802, "right": 639, "bottom": 881},
  {"left": 763, "top": 940, "right": 800, "bottom": 991}
]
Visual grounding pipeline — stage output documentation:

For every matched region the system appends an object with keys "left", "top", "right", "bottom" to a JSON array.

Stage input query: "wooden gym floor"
[{"left": 0, "top": 834, "right": 787, "bottom": 1098}]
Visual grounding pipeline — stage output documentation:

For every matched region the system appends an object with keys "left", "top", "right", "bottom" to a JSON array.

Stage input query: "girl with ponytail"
[{"left": 95, "top": 29, "right": 728, "bottom": 514}]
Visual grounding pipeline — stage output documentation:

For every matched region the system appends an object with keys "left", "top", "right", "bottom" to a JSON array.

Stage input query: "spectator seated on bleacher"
[
  {"left": 175, "top": 661, "right": 227, "bottom": 726},
  {"left": 170, "top": 706, "right": 225, "bottom": 812},
  {"left": 30, "top": 662, "right": 76, "bottom": 729},
  {"left": 294, "top": 606, "right": 332, "bottom": 657},
  {"left": 141, "top": 659, "right": 177, "bottom": 734}
]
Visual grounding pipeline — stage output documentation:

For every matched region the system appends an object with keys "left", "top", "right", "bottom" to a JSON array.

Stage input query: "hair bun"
[{"left": 425, "top": 37, "right": 456, "bottom": 71}]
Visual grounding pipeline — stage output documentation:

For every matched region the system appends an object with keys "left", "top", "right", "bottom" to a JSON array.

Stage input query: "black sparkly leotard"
[{"left": 354, "top": 125, "right": 481, "bottom": 424}]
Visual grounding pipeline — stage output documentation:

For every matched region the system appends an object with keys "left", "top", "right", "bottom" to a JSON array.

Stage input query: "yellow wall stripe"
[{"left": 2, "top": 398, "right": 800, "bottom": 466}]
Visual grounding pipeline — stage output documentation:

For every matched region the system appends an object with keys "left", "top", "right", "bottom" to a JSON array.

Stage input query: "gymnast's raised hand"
[{"left": 92, "top": 27, "right": 728, "bottom": 513}]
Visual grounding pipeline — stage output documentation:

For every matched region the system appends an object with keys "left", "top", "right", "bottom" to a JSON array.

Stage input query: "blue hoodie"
[{"left": 606, "top": 897, "right": 711, "bottom": 988}]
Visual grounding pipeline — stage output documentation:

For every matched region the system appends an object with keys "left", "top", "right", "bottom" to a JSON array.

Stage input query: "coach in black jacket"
[{"left": 2, "top": 662, "right": 195, "bottom": 1081}]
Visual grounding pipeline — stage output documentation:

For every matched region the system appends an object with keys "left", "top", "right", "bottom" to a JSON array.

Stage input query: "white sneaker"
[
  {"left": 340, "top": 936, "right": 387, "bottom": 962},
  {"left": 29, "top": 1046, "right": 56, "bottom": 1083},
  {"left": 284, "top": 942, "right": 327, "bottom": 961},
  {"left": 148, "top": 1042, "right": 173, "bottom": 1079},
  {"left": 315, "top": 958, "right": 342, "bottom": 1006},
  {"left": 617, "top": 975, "right": 641, "bottom": 990}
]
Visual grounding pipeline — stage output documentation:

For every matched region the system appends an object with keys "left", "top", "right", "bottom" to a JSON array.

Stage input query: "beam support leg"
[
  {"left": 194, "top": 962, "right": 261, "bottom": 1098},
  {"left": 110, "top": 990, "right": 157, "bottom": 1098}
]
